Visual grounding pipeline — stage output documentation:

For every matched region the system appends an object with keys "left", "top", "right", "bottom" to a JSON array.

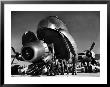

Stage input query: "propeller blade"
[
  {"left": 11, "top": 55, "right": 16, "bottom": 65},
  {"left": 11, "top": 47, "right": 16, "bottom": 54},
  {"left": 89, "top": 42, "right": 95, "bottom": 51}
]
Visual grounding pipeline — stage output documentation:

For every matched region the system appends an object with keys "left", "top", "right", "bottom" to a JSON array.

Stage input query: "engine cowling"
[{"left": 21, "top": 41, "right": 47, "bottom": 63}]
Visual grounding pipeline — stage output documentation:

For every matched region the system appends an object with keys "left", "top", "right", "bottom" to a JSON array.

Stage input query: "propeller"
[
  {"left": 85, "top": 42, "right": 95, "bottom": 61},
  {"left": 11, "top": 47, "right": 21, "bottom": 64}
]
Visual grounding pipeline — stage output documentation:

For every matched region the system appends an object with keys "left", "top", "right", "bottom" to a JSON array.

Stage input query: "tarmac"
[{"left": 12, "top": 72, "right": 100, "bottom": 77}]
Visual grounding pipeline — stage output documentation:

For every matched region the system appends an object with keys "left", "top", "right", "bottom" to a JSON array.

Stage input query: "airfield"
[
  {"left": 39, "top": 72, "right": 100, "bottom": 77},
  {"left": 49, "top": 73, "right": 100, "bottom": 77},
  {"left": 12, "top": 72, "right": 100, "bottom": 77}
]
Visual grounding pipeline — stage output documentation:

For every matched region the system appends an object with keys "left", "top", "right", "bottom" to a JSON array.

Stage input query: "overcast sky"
[{"left": 11, "top": 11, "right": 100, "bottom": 54}]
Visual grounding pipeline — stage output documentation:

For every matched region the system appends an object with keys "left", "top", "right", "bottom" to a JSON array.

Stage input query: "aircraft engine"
[
  {"left": 21, "top": 41, "right": 46, "bottom": 63},
  {"left": 21, "top": 31, "right": 49, "bottom": 63}
]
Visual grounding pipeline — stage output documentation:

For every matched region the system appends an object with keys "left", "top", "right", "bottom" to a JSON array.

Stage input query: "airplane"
[
  {"left": 77, "top": 42, "right": 99, "bottom": 72},
  {"left": 11, "top": 16, "right": 78, "bottom": 76}
]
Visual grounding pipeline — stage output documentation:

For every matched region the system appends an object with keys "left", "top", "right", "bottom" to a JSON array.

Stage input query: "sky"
[{"left": 11, "top": 11, "right": 100, "bottom": 55}]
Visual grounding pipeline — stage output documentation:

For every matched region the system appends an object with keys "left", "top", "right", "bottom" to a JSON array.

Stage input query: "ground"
[
  {"left": 12, "top": 72, "right": 100, "bottom": 77},
  {"left": 41, "top": 73, "right": 100, "bottom": 77}
]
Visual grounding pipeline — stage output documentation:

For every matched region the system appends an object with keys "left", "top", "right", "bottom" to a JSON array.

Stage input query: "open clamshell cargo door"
[{"left": 37, "top": 16, "right": 77, "bottom": 61}]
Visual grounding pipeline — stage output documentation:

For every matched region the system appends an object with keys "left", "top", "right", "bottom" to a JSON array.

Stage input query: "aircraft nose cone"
[{"left": 37, "top": 16, "right": 68, "bottom": 31}]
